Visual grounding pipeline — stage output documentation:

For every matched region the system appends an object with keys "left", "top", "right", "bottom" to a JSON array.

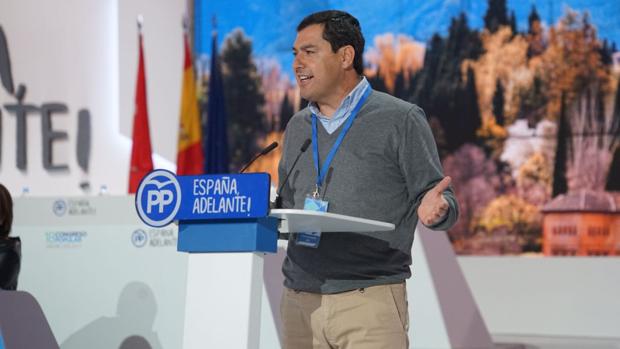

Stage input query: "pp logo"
[
  {"left": 131, "top": 229, "right": 148, "bottom": 248},
  {"left": 53, "top": 199, "right": 67, "bottom": 216},
  {"left": 135, "top": 169, "right": 181, "bottom": 227}
]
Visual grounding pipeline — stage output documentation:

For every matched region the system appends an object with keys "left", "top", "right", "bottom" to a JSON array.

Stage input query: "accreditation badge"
[{"left": 295, "top": 196, "right": 328, "bottom": 248}]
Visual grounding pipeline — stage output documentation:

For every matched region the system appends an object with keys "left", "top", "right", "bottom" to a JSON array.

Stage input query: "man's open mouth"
[{"left": 298, "top": 74, "right": 314, "bottom": 82}]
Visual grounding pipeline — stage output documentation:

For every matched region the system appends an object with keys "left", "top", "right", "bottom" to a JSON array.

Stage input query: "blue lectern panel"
[{"left": 177, "top": 217, "right": 278, "bottom": 253}]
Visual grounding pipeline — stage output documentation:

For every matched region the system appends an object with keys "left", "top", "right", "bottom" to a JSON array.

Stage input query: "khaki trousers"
[{"left": 280, "top": 283, "right": 409, "bottom": 349}]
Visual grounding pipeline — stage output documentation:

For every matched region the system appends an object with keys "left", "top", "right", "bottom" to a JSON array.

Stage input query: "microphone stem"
[
  {"left": 238, "top": 153, "right": 260, "bottom": 173},
  {"left": 239, "top": 142, "right": 278, "bottom": 173},
  {"left": 275, "top": 150, "right": 304, "bottom": 208}
]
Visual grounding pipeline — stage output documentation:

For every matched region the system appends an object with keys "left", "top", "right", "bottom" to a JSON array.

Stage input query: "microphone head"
[
  {"left": 300, "top": 139, "right": 311, "bottom": 152},
  {"left": 260, "top": 141, "right": 279, "bottom": 155}
]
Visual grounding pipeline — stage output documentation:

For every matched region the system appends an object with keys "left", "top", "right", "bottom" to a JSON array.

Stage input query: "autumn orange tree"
[
  {"left": 476, "top": 194, "right": 542, "bottom": 251},
  {"left": 536, "top": 10, "right": 611, "bottom": 121},
  {"left": 463, "top": 26, "right": 530, "bottom": 157}
]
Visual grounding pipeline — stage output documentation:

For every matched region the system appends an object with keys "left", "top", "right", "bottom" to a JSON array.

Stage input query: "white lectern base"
[{"left": 183, "top": 253, "right": 265, "bottom": 349}]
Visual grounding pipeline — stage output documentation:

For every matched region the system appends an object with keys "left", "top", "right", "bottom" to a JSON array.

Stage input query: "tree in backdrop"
[
  {"left": 393, "top": 71, "right": 408, "bottom": 100},
  {"left": 258, "top": 61, "right": 290, "bottom": 132},
  {"left": 536, "top": 10, "right": 610, "bottom": 121},
  {"left": 364, "top": 33, "right": 424, "bottom": 97},
  {"left": 221, "top": 29, "right": 268, "bottom": 171},
  {"left": 527, "top": 5, "right": 540, "bottom": 35},
  {"left": 607, "top": 147, "right": 620, "bottom": 191},
  {"left": 527, "top": 5, "right": 545, "bottom": 57},
  {"left": 484, "top": 0, "right": 509, "bottom": 33},
  {"left": 442, "top": 144, "right": 501, "bottom": 244},
  {"left": 517, "top": 75, "right": 547, "bottom": 126},
  {"left": 366, "top": 68, "right": 388, "bottom": 94},
  {"left": 565, "top": 85, "right": 619, "bottom": 191},
  {"left": 410, "top": 33, "right": 442, "bottom": 106},
  {"left": 428, "top": 116, "right": 449, "bottom": 159},
  {"left": 456, "top": 67, "right": 483, "bottom": 148},
  {"left": 493, "top": 79, "right": 505, "bottom": 126},
  {"left": 279, "top": 93, "right": 295, "bottom": 132},
  {"left": 599, "top": 40, "right": 615, "bottom": 66},
  {"left": 517, "top": 151, "right": 553, "bottom": 207},
  {"left": 509, "top": 10, "right": 517, "bottom": 35},
  {"left": 606, "top": 77, "right": 620, "bottom": 190},
  {"left": 552, "top": 94, "right": 570, "bottom": 196},
  {"left": 462, "top": 25, "right": 529, "bottom": 158},
  {"left": 411, "top": 13, "right": 483, "bottom": 154},
  {"left": 476, "top": 194, "right": 542, "bottom": 252},
  {"left": 523, "top": 11, "right": 613, "bottom": 203}
]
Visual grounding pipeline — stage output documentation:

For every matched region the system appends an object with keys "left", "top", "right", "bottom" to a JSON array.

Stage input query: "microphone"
[
  {"left": 275, "top": 138, "right": 311, "bottom": 208},
  {"left": 238, "top": 141, "right": 279, "bottom": 173}
]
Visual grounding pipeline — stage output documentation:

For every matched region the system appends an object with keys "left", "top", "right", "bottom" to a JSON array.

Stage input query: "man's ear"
[{"left": 339, "top": 45, "right": 355, "bottom": 70}]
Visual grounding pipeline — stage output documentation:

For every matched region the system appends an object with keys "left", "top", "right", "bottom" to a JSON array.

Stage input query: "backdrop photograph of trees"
[{"left": 193, "top": 0, "right": 620, "bottom": 256}]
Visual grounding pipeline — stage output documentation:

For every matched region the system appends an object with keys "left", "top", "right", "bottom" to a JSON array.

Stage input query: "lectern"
[
  {"left": 181, "top": 209, "right": 393, "bottom": 349},
  {"left": 134, "top": 170, "right": 394, "bottom": 349}
]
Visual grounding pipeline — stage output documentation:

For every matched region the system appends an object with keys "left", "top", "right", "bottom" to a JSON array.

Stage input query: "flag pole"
[
  {"left": 183, "top": 14, "right": 189, "bottom": 32},
  {"left": 128, "top": 13, "right": 154, "bottom": 193}
]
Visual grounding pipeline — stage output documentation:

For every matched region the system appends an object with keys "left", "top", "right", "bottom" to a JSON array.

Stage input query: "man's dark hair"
[
  {"left": 297, "top": 10, "right": 365, "bottom": 75},
  {"left": 0, "top": 184, "right": 13, "bottom": 238}
]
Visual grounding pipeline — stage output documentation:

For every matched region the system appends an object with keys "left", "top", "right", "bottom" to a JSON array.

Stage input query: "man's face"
[{"left": 293, "top": 24, "right": 345, "bottom": 104}]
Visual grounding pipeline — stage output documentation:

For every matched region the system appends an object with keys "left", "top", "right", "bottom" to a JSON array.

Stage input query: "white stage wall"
[
  {"left": 459, "top": 256, "right": 620, "bottom": 339},
  {"left": 13, "top": 196, "right": 188, "bottom": 349}
]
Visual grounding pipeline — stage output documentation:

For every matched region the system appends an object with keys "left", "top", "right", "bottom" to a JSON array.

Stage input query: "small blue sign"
[
  {"left": 53, "top": 199, "right": 67, "bottom": 216},
  {"left": 135, "top": 170, "right": 270, "bottom": 227},
  {"left": 131, "top": 229, "right": 148, "bottom": 247},
  {"left": 135, "top": 169, "right": 182, "bottom": 227},
  {"left": 176, "top": 173, "right": 271, "bottom": 221}
]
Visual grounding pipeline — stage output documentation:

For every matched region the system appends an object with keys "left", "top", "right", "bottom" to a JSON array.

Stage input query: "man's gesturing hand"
[{"left": 417, "top": 176, "right": 451, "bottom": 226}]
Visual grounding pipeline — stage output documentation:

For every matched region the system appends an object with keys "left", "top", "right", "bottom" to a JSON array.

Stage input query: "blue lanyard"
[{"left": 311, "top": 87, "right": 372, "bottom": 189}]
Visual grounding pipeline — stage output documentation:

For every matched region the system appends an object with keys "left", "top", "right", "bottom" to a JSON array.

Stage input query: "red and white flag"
[{"left": 128, "top": 29, "right": 154, "bottom": 193}]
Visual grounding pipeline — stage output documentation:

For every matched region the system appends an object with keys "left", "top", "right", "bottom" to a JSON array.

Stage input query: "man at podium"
[{"left": 278, "top": 10, "right": 459, "bottom": 349}]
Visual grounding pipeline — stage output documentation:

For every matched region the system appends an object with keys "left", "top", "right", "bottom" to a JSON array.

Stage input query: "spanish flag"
[{"left": 176, "top": 32, "right": 204, "bottom": 175}]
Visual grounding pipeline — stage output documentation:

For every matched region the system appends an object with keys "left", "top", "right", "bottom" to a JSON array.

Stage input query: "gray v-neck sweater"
[{"left": 278, "top": 90, "right": 459, "bottom": 293}]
